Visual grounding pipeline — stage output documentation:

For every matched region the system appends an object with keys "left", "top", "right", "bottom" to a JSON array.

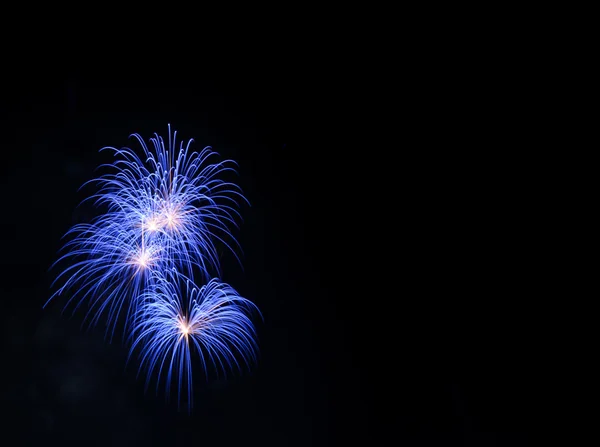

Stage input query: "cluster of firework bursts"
[{"left": 45, "top": 125, "right": 261, "bottom": 409}]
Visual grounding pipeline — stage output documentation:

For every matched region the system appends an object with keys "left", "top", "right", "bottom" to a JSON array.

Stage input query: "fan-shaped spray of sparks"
[
  {"left": 88, "top": 124, "right": 248, "bottom": 279},
  {"left": 47, "top": 220, "right": 165, "bottom": 338},
  {"left": 129, "top": 271, "right": 261, "bottom": 410}
]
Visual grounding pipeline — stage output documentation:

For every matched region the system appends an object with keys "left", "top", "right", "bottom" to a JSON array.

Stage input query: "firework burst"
[
  {"left": 88, "top": 124, "right": 248, "bottom": 279},
  {"left": 129, "top": 271, "right": 261, "bottom": 410},
  {"left": 47, "top": 219, "right": 164, "bottom": 338},
  {"left": 46, "top": 125, "right": 260, "bottom": 408}
]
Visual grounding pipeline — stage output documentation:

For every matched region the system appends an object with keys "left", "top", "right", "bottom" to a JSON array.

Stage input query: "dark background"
[{"left": 0, "top": 72, "right": 531, "bottom": 445}]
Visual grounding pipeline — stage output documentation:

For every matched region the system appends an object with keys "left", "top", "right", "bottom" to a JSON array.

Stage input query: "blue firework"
[
  {"left": 47, "top": 219, "right": 165, "bottom": 338},
  {"left": 88, "top": 124, "right": 248, "bottom": 279},
  {"left": 129, "top": 270, "right": 261, "bottom": 410}
]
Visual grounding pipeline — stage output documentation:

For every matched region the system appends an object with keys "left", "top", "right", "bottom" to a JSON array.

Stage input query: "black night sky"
[{"left": 1, "top": 72, "right": 530, "bottom": 445}]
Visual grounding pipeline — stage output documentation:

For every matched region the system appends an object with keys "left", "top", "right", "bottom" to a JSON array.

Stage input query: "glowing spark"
[
  {"left": 179, "top": 317, "right": 191, "bottom": 336},
  {"left": 134, "top": 249, "right": 153, "bottom": 269},
  {"left": 146, "top": 218, "right": 159, "bottom": 232}
]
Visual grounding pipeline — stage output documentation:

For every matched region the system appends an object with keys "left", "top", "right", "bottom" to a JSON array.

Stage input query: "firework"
[
  {"left": 129, "top": 270, "right": 260, "bottom": 410},
  {"left": 89, "top": 124, "right": 248, "bottom": 279},
  {"left": 46, "top": 125, "right": 260, "bottom": 408},
  {"left": 47, "top": 219, "right": 163, "bottom": 339}
]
